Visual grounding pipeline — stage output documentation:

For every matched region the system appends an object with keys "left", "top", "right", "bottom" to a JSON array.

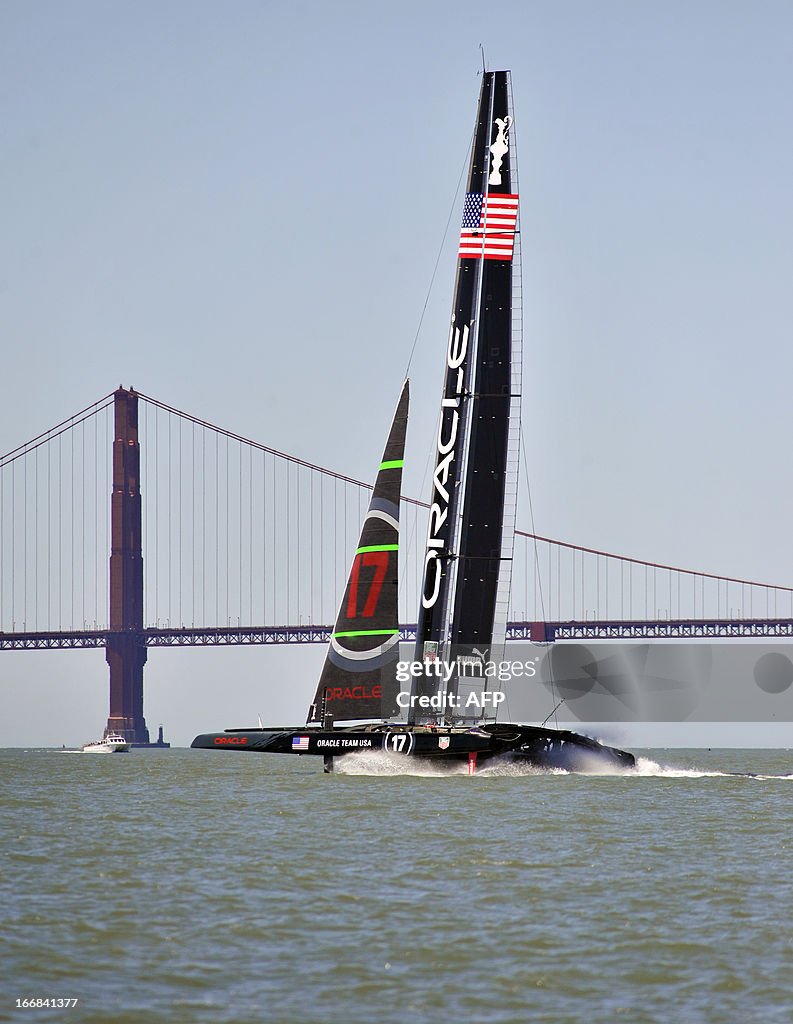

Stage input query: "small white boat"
[{"left": 81, "top": 733, "right": 130, "bottom": 753}]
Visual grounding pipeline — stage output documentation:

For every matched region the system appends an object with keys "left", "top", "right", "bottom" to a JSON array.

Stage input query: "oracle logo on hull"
[
  {"left": 326, "top": 685, "right": 382, "bottom": 701},
  {"left": 214, "top": 736, "right": 248, "bottom": 745},
  {"left": 422, "top": 319, "right": 469, "bottom": 609}
]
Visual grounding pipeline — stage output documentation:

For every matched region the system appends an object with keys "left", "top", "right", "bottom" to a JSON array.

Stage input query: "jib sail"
[{"left": 306, "top": 381, "right": 409, "bottom": 724}]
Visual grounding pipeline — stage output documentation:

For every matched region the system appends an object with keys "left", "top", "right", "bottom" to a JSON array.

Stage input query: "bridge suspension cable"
[
  {"left": 2, "top": 387, "right": 793, "bottom": 640},
  {"left": 0, "top": 394, "right": 114, "bottom": 632}
]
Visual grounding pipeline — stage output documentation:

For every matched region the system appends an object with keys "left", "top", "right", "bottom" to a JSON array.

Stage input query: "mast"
[{"left": 412, "top": 71, "right": 519, "bottom": 718}]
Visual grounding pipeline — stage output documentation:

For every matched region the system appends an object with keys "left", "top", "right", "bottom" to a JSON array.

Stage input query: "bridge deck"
[{"left": 3, "top": 619, "right": 793, "bottom": 650}]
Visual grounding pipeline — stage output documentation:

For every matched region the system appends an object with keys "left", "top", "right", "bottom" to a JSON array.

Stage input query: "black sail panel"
[
  {"left": 307, "top": 381, "right": 409, "bottom": 724},
  {"left": 413, "top": 71, "right": 517, "bottom": 711},
  {"left": 451, "top": 71, "right": 513, "bottom": 646},
  {"left": 415, "top": 73, "right": 493, "bottom": 650}
]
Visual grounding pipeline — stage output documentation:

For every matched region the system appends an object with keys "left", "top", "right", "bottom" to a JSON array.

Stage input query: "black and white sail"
[
  {"left": 306, "top": 381, "right": 409, "bottom": 725},
  {"left": 413, "top": 70, "right": 521, "bottom": 714}
]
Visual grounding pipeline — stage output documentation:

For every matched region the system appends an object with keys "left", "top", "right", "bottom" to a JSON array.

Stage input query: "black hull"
[{"left": 191, "top": 722, "right": 635, "bottom": 773}]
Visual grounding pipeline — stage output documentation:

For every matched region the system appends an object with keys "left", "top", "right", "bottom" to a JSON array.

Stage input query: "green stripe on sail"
[
  {"left": 379, "top": 459, "right": 404, "bottom": 470},
  {"left": 333, "top": 629, "right": 400, "bottom": 638},
  {"left": 356, "top": 544, "right": 399, "bottom": 554}
]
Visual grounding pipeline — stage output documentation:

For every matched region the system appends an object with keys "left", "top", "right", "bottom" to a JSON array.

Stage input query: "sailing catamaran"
[{"left": 192, "top": 70, "right": 635, "bottom": 773}]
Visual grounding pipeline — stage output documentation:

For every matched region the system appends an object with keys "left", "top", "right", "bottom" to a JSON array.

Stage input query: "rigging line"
[
  {"left": 541, "top": 698, "right": 566, "bottom": 728},
  {"left": 0, "top": 399, "right": 115, "bottom": 470},
  {"left": 402, "top": 128, "right": 475, "bottom": 380},
  {"left": 344, "top": 478, "right": 348, "bottom": 609},
  {"left": 406, "top": 135, "right": 480, "bottom": 625},
  {"left": 398, "top": 495, "right": 420, "bottom": 601}
]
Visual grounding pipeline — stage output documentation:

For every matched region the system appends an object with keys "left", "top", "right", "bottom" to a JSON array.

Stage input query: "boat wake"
[
  {"left": 58, "top": 749, "right": 117, "bottom": 755},
  {"left": 335, "top": 752, "right": 617, "bottom": 778},
  {"left": 333, "top": 752, "right": 793, "bottom": 780},
  {"left": 633, "top": 757, "right": 793, "bottom": 781},
  {"left": 334, "top": 751, "right": 471, "bottom": 777}
]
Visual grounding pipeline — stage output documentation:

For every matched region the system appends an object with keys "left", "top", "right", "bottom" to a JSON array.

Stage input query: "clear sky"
[{"left": 2, "top": 1, "right": 793, "bottom": 747}]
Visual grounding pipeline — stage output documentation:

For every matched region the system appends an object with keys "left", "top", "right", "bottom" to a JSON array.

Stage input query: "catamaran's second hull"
[{"left": 191, "top": 723, "right": 635, "bottom": 773}]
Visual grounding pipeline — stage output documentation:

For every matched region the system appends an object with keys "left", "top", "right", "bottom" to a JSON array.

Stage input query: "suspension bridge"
[{"left": 2, "top": 387, "right": 793, "bottom": 743}]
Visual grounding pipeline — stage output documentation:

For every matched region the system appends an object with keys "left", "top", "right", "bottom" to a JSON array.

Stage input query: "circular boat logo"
[{"left": 384, "top": 731, "right": 415, "bottom": 755}]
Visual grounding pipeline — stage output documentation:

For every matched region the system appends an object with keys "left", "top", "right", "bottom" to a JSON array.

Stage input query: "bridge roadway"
[{"left": 4, "top": 618, "right": 793, "bottom": 650}]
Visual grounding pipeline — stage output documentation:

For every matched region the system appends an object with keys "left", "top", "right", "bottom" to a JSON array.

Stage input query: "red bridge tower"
[{"left": 104, "top": 388, "right": 162, "bottom": 744}]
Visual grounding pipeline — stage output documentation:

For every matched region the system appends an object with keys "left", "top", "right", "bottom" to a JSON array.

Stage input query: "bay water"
[{"left": 2, "top": 747, "right": 793, "bottom": 1023}]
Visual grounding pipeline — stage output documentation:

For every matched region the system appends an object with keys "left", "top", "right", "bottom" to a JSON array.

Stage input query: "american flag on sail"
[{"left": 458, "top": 192, "right": 519, "bottom": 261}]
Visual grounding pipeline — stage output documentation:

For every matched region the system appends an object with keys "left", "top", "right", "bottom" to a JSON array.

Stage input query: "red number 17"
[{"left": 347, "top": 551, "right": 389, "bottom": 618}]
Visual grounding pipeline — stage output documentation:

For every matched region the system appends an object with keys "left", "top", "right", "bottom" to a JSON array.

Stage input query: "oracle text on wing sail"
[{"left": 422, "top": 320, "right": 470, "bottom": 610}]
